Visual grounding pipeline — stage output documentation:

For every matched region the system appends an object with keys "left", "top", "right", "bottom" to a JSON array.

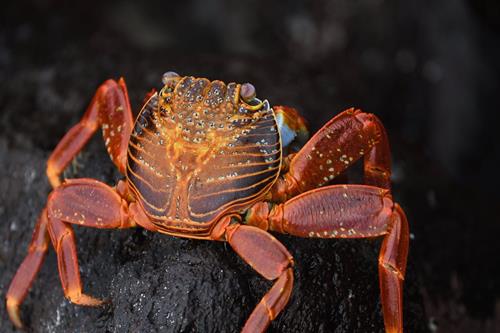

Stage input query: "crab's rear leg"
[
  {"left": 6, "top": 179, "right": 135, "bottom": 329},
  {"left": 46, "top": 78, "right": 134, "bottom": 188},
  {"left": 247, "top": 185, "right": 409, "bottom": 333},
  {"left": 270, "top": 107, "right": 392, "bottom": 201},
  {"left": 6, "top": 210, "right": 50, "bottom": 328},
  {"left": 224, "top": 224, "right": 294, "bottom": 333}
]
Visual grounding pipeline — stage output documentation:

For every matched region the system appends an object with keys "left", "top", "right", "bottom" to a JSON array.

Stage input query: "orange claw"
[{"left": 270, "top": 108, "right": 393, "bottom": 202}]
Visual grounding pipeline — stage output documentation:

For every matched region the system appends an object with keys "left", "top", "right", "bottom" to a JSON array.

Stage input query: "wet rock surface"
[{"left": 1, "top": 0, "right": 499, "bottom": 332}]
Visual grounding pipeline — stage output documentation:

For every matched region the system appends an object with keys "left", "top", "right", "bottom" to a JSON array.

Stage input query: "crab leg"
[
  {"left": 46, "top": 78, "right": 134, "bottom": 188},
  {"left": 225, "top": 224, "right": 294, "bottom": 333},
  {"left": 46, "top": 178, "right": 134, "bottom": 303},
  {"left": 247, "top": 185, "right": 409, "bottom": 333},
  {"left": 270, "top": 108, "right": 392, "bottom": 201},
  {"left": 6, "top": 209, "right": 50, "bottom": 328},
  {"left": 6, "top": 178, "right": 135, "bottom": 329}
]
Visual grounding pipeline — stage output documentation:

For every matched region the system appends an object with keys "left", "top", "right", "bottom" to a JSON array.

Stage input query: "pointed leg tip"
[
  {"left": 6, "top": 298, "right": 24, "bottom": 329},
  {"left": 68, "top": 292, "right": 105, "bottom": 307}
]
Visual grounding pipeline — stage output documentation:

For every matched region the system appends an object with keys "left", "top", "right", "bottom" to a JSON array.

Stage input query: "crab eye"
[
  {"left": 240, "top": 83, "right": 256, "bottom": 102},
  {"left": 162, "top": 71, "right": 180, "bottom": 85}
]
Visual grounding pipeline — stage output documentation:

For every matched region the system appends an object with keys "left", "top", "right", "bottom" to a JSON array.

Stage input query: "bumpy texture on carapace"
[{"left": 126, "top": 76, "right": 281, "bottom": 236}]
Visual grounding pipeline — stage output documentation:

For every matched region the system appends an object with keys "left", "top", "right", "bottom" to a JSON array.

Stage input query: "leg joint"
[{"left": 380, "top": 260, "right": 405, "bottom": 281}]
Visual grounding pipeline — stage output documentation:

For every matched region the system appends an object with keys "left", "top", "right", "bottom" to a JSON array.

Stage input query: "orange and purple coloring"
[{"left": 6, "top": 72, "right": 409, "bottom": 333}]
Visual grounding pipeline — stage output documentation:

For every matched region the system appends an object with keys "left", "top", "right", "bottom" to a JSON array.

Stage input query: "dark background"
[{"left": 1, "top": 0, "right": 499, "bottom": 332}]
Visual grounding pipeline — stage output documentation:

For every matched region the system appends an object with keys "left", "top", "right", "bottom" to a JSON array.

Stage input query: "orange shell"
[{"left": 126, "top": 77, "right": 282, "bottom": 237}]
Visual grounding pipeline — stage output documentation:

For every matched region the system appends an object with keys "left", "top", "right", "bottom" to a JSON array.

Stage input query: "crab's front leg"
[
  {"left": 271, "top": 107, "right": 392, "bottom": 200},
  {"left": 6, "top": 179, "right": 136, "bottom": 328},
  {"left": 247, "top": 185, "right": 409, "bottom": 333},
  {"left": 224, "top": 224, "right": 294, "bottom": 333},
  {"left": 46, "top": 78, "right": 134, "bottom": 188}
]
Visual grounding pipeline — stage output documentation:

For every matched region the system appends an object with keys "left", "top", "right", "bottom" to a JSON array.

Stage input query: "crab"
[{"left": 6, "top": 72, "right": 409, "bottom": 333}]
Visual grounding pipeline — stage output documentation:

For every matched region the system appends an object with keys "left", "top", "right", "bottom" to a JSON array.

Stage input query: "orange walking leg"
[
  {"left": 247, "top": 184, "right": 409, "bottom": 333},
  {"left": 46, "top": 78, "right": 134, "bottom": 188},
  {"left": 45, "top": 178, "right": 134, "bottom": 304},
  {"left": 6, "top": 210, "right": 50, "bottom": 329},
  {"left": 225, "top": 224, "right": 294, "bottom": 333},
  {"left": 379, "top": 204, "right": 409, "bottom": 333},
  {"left": 6, "top": 178, "right": 135, "bottom": 329}
]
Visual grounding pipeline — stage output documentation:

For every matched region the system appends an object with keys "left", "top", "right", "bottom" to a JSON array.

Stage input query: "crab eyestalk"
[
  {"left": 159, "top": 71, "right": 181, "bottom": 106},
  {"left": 240, "top": 83, "right": 256, "bottom": 102},
  {"left": 240, "top": 83, "right": 265, "bottom": 111},
  {"left": 162, "top": 71, "right": 180, "bottom": 85}
]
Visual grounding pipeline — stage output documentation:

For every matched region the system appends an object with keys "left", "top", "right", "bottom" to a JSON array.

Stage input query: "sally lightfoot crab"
[{"left": 6, "top": 72, "right": 409, "bottom": 332}]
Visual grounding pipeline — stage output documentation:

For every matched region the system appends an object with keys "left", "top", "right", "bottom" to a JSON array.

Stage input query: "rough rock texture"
[
  {"left": 0, "top": 137, "right": 427, "bottom": 332},
  {"left": 1, "top": 0, "right": 500, "bottom": 332}
]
